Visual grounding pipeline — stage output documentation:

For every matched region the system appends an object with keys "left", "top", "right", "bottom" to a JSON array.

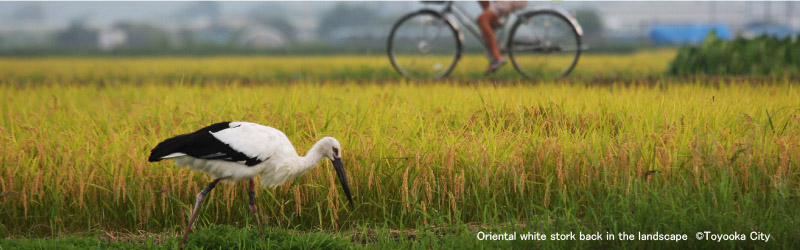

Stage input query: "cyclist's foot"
[{"left": 485, "top": 57, "right": 507, "bottom": 75}]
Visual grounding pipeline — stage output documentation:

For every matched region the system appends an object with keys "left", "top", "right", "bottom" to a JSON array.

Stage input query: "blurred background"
[{"left": 0, "top": 1, "right": 798, "bottom": 55}]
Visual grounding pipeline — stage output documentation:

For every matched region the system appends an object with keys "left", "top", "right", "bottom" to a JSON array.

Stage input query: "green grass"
[
  {"left": 1, "top": 53, "right": 799, "bottom": 248},
  {"left": 1, "top": 225, "right": 352, "bottom": 250}
]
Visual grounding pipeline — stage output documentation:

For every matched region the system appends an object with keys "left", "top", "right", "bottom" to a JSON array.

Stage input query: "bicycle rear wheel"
[
  {"left": 508, "top": 10, "right": 581, "bottom": 78},
  {"left": 388, "top": 10, "right": 461, "bottom": 80}
]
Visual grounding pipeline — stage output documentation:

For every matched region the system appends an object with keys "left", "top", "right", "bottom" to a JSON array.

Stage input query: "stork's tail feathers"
[{"left": 149, "top": 134, "right": 190, "bottom": 162}]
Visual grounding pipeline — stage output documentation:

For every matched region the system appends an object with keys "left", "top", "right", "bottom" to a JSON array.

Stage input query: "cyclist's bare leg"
[
  {"left": 478, "top": 10, "right": 503, "bottom": 61},
  {"left": 478, "top": 1, "right": 502, "bottom": 27}
]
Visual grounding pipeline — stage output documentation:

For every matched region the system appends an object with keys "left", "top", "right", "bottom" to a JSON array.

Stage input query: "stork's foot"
[
  {"left": 178, "top": 192, "right": 205, "bottom": 248},
  {"left": 247, "top": 179, "right": 264, "bottom": 236},
  {"left": 179, "top": 179, "right": 220, "bottom": 249},
  {"left": 249, "top": 204, "right": 264, "bottom": 236}
]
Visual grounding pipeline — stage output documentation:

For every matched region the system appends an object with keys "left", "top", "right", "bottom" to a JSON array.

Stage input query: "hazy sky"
[
  {"left": 1, "top": 1, "right": 796, "bottom": 31},
  {"left": 0, "top": 2, "right": 420, "bottom": 28}
]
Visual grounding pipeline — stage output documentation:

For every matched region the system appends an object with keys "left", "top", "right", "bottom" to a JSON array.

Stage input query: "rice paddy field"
[{"left": 1, "top": 50, "right": 799, "bottom": 249}]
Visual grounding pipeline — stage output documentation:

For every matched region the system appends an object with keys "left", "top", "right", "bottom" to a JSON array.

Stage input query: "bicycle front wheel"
[
  {"left": 388, "top": 10, "right": 461, "bottom": 80},
  {"left": 508, "top": 10, "right": 581, "bottom": 78}
]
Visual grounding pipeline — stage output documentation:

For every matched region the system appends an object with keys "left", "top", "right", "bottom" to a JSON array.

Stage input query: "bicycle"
[{"left": 387, "top": 1, "right": 584, "bottom": 80}]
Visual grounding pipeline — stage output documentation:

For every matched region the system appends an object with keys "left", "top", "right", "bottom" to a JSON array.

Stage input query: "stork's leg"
[
  {"left": 179, "top": 178, "right": 220, "bottom": 249},
  {"left": 248, "top": 179, "right": 264, "bottom": 235}
]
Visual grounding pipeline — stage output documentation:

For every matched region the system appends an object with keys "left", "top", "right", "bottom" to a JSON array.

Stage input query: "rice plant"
[{"left": 0, "top": 54, "right": 798, "bottom": 248}]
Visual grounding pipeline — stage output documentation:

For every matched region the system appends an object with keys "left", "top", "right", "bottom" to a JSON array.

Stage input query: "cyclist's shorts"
[{"left": 490, "top": 1, "right": 527, "bottom": 17}]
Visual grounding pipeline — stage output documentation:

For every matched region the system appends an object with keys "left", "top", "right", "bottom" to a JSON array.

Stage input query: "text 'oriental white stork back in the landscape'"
[{"left": 148, "top": 121, "right": 353, "bottom": 248}]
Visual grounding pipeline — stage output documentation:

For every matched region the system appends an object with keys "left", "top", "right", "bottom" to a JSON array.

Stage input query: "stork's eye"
[{"left": 332, "top": 147, "right": 339, "bottom": 156}]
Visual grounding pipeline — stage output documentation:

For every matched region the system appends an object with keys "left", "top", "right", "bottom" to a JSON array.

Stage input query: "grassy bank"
[{"left": 0, "top": 50, "right": 673, "bottom": 84}]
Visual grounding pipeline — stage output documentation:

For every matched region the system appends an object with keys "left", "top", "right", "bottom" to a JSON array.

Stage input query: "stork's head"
[
  {"left": 319, "top": 137, "right": 342, "bottom": 161},
  {"left": 319, "top": 137, "right": 353, "bottom": 206}
]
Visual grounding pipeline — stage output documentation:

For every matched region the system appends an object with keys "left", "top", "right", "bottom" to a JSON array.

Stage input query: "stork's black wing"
[{"left": 148, "top": 122, "right": 264, "bottom": 166}]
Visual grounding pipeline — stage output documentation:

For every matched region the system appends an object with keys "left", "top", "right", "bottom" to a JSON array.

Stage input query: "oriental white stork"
[{"left": 148, "top": 121, "right": 353, "bottom": 248}]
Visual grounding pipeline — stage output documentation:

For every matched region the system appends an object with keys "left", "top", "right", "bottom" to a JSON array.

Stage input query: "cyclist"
[{"left": 477, "top": 1, "right": 527, "bottom": 74}]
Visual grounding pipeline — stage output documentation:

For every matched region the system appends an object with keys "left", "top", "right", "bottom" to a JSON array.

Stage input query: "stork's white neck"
[
  {"left": 260, "top": 137, "right": 335, "bottom": 188},
  {"left": 294, "top": 139, "right": 328, "bottom": 174}
]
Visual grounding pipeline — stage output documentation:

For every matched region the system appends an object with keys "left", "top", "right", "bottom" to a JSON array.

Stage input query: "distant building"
[
  {"left": 238, "top": 26, "right": 286, "bottom": 49},
  {"left": 649, "top": 24, "right": 732, "bottom": 45},
  {"left": 180, "top": 15, "right": 287, "bottom": 47},
  {"left": 98, "top": 28, "right": 126, "bottom": 50}
]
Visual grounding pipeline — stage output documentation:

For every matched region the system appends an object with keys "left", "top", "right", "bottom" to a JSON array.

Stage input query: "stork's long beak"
[{"left": 331, "top": 157, "right": 353, "bottom": 207}]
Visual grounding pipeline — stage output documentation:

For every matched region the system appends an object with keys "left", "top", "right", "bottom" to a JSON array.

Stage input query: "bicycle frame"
[{"left": 429, "top": 1, "right": 518, "bottom": 53}]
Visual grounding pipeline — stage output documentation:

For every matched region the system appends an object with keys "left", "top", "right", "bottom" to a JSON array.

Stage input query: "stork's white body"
[
  {"left": 172, "top": 151, "right": 321, "bottom": 188},
  {"left": 160, "top": 122, "right": 325, "bottom": 188}
]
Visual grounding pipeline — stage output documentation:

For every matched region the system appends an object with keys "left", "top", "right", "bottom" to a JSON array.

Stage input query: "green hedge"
[{"left": 669, "top": 32, "right": 800, "bottom": 76}]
